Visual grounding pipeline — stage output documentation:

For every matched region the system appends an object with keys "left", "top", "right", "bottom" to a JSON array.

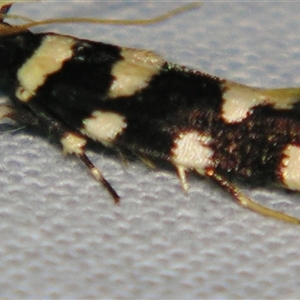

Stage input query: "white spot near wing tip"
[
  {"left": 109, "top": 47, "right": 164, "bottom": 98},
  {"left": 222, "top": 81, "right": 300, "bottom": 123},
  {"left": 281, "top": 144, "right": 300, "bottom": 191},
  {"left": 171, "top": 131, "right": 213, "bottom": 172},
  {"left": 82, "top": 111, "right": 127, "bottom": 145},
  {"left": 16, "top": 35, "right": 75, "bottom": 102},
  {"left": 221, "top": 81, "right": 260, "bottom": 123}
]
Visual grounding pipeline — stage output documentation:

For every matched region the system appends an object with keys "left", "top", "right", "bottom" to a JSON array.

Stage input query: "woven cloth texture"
[{"left": 1, "top": 2, "right": 300, "bottom": 298}]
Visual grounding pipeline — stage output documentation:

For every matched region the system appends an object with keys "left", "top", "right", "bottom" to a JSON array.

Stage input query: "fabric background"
[{"left": 1, "top": 1, "right": 300, "bottom": 298}]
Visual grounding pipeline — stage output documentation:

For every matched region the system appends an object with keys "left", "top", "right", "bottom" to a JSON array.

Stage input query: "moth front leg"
[
  {"left": 11, "top": 100, "right": 120, "bottom": 203},
  {"left": 60, "top": 131, "right": 120, "bottom": 203}
]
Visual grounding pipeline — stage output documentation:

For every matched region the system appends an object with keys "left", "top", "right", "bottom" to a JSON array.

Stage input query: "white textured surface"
[{"left": 1, "top": 2, "right": 300, "bottom": 298}]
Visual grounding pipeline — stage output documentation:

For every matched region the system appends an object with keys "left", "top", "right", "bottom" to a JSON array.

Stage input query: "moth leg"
[
  {"left": 61, "top": 132, "right": 120, "bottom": 203},
  {"left": 78, "top": 151, "right": 120, "bottom": 204},
  {"left": 138, "top": 155, "right": 156, "bottom": 169},
  {"left": 114, "top": 149, "right": 129, "bottom": 167},
  {"left": 203, "top": 169, "right": 300, "bottom": 224},
  {"left": 15, "top": 101, "right": 120, "bottom": 203},
  {"left": 176, "top": 166, "right": 189, "bottom": 192}
]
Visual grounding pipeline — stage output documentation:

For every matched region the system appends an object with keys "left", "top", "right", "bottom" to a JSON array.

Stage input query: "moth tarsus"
[
  {"left": 0, "top": 2, "right": 300, "bottom": 224},
  {"left": 79, "top": 152, "right": 120, "bottom": 204}
]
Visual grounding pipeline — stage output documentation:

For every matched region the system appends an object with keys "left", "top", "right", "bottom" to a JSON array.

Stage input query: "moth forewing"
[{"left": 0, "top": 2, "right": 300, "bottom": 224}]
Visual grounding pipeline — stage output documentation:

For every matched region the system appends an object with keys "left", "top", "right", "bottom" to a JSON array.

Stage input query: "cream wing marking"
[
  {"left": 222, "top": 81, "right": 300, "bottom": 123},
  {"left": 82, "top": 111, "right": 127, "bottom": 145},
  {"left": 16, "top": 35, "right": 75, "bottom": 102},
  {"left": 281, "top": 144, "right": 300, "bottom": 191},
  {"left": 171, "top": 131, "right": 213, "bottom": 172},
  {"left": 109, "top": 47, "right": 164, "bottom": 98}
]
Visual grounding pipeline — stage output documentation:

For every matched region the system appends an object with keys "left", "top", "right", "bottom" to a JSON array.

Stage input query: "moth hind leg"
[{"left": 202, "top": 169, "right": 300, "bottom": 224}]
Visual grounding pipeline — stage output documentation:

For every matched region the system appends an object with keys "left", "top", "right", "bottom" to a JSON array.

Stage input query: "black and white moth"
[{"left": 0, "top": 2, "right": 300, "bottom": 224}]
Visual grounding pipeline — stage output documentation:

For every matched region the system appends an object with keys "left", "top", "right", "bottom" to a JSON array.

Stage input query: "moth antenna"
[
  {"left": 0, "top": 2, "right": 201, "bottom": 35},
  {"left": 1, "top": 13, "right": 35, "bottom": 23},
  {"left": 205, "top": 170, "right": 300, "bottom": 224},
  {"left": 78, "top": 152, "right": 120, "bottom": 204}
]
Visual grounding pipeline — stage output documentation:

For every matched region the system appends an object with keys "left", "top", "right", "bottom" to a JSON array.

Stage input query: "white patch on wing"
[
  {"left": 281, "top": 144, "right": 300, "bottom": 191},
  {"left": 61, "top": 133, "right": 87, "bottom": 155},
  {"left": 171, "top": 131, "right": 213, "bottom": 172},
  {"left": 82, "top": 111, "right": 127, "bottom": 144},
  {"left": 16, "top": 35, "right": 75, "bottom": 102},
  {"left": 222, "top": 81, "right": 300, "bottom": 123},
  {"left": 109, "top": 47, "right": 164, "bottom": 98}
]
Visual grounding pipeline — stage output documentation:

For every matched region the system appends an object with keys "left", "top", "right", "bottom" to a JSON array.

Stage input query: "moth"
[{"left": 0, "top": 2, "right": 300, "bottom": 224}]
